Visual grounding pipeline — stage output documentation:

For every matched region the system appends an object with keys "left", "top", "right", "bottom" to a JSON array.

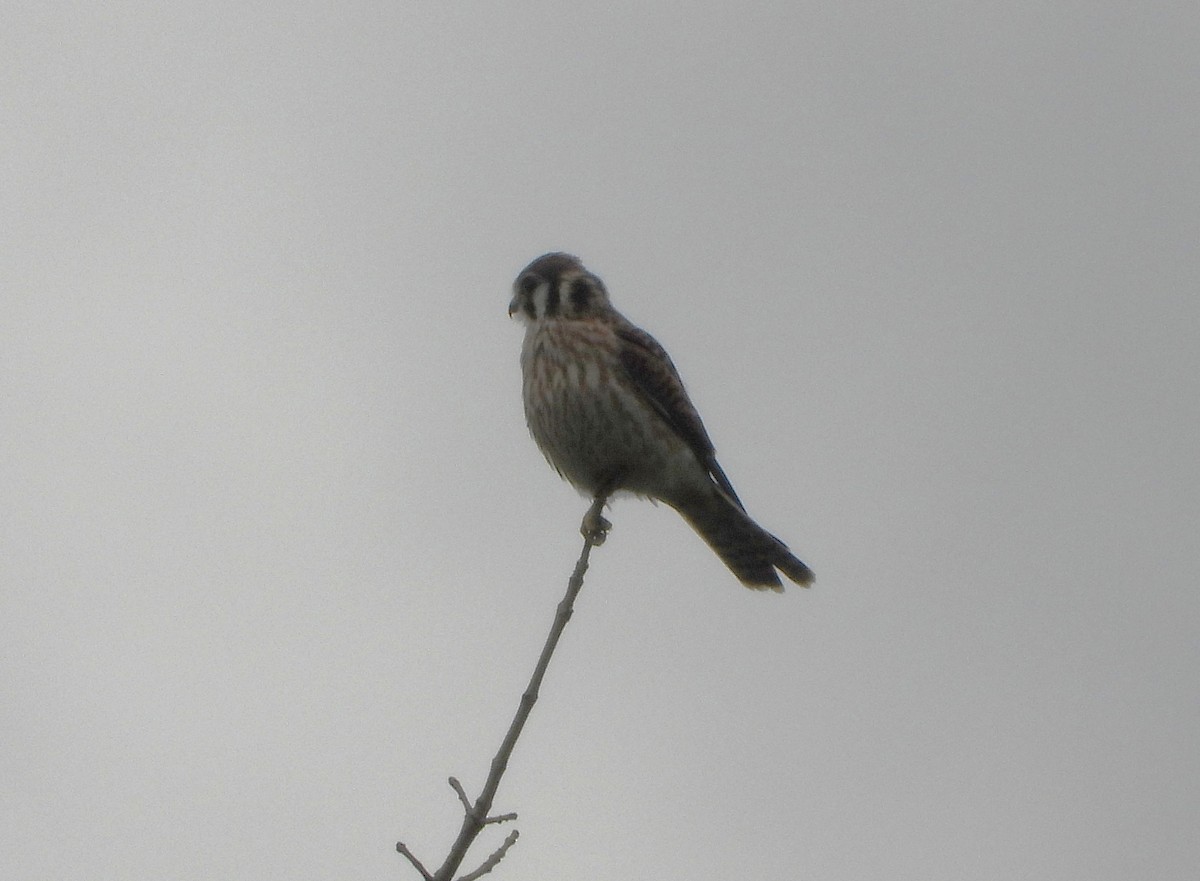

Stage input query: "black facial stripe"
[
  {"left": 544, "top": 283, "right": 560, "bottom": 317},
  {"left": 522, "top": 294, "right": 537, "bottom": 319},
  {"left": 569, "top": 278, "right": 591, "bottom": 312}
]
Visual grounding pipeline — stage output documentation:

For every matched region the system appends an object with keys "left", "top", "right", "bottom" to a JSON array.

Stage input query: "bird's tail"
[{"left": 675, "top": 491, "right": 814, "bottom": 591}]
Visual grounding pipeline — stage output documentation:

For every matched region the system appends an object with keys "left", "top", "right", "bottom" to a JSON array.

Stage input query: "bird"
[{"left": 508, "top": 252, "right": 814, "bottom": 591}]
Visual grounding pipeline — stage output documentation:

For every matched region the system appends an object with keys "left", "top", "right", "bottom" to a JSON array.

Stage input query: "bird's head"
[{"left": 509, "top": 252, "right": 611, "bottom": 323}]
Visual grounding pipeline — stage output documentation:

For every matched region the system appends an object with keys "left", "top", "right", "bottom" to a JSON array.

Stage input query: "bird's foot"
[{"left": 581, "top": 499, "right": 611, "bottom": 546}]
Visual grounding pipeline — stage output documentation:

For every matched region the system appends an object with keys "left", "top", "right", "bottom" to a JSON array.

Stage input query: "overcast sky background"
[{"left": 3, "top": 3, "right": 1198, "bottom": 879}]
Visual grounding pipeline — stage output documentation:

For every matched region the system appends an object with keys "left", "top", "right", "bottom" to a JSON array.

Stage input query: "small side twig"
[
  {"left": 395, "top": 842, "right": 433, "bottom": 881},
  {"left": 458, "top": 830, "right": 520, "bottom": 881},
  {"left": 397, "top": 494, "right": 611, "bottom": 881},
  {"left": 448, "top": 777, "right": 473, "bottom": 816}
]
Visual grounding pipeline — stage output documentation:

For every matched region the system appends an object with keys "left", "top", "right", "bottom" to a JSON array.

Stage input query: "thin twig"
[
  {"left": 395, "top": 842, "right": 433, "bottom": 881},
  {"left": 448, "top": 778, "right": 473, "bottom": 816},
  {"left": 458, "top": 830, "right": 520, "bottom": 881},
  {"left": 397, "top": 495, "right": 610, "bottom": 881}
]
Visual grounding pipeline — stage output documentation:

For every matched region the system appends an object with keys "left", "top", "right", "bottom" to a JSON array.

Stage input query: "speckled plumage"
[{"left": 509, "top": 253, "right": 813, "bottom": 591}]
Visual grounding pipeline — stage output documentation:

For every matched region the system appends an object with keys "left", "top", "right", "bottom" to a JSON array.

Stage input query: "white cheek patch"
[{"left": 531, "top": 284, "right": 549, "bottom": 318}]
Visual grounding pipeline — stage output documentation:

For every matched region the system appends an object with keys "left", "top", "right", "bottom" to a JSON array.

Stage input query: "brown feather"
[{"left": 613, "top": 321, "right": 745, "bottom": 508}]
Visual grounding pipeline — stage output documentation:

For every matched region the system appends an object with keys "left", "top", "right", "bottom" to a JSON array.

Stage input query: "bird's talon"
[{"left": 581, "top": 511, "right": 611, "bottom": 544}]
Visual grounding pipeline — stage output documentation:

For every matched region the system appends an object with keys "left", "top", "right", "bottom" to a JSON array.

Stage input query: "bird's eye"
[{"left": 519, "top": 275, "right": 540, "bottom": 296}]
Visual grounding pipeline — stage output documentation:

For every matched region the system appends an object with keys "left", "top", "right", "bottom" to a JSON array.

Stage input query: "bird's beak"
[{"left": 508, "top": 295, "right": 519, "bottom": 318}]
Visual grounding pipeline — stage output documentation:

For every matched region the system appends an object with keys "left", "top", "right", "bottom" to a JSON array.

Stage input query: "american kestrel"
[{"left": 509, "top": 253, "right": 814, "bottom": 591}]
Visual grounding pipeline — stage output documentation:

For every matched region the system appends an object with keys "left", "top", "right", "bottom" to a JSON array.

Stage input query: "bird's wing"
[{"left": 614, "top": 322, "right": 745, "bottom": 509}]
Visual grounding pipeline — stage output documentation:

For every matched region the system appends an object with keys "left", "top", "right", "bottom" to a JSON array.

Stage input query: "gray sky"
[{"left": 3, "top": 3, "right": 1198, "bottom": 879}]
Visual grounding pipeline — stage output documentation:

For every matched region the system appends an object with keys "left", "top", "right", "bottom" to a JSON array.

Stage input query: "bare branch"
[
  {"left": 397, "top": 495, "right": 610, "bottom": 880},
  {"left": 457, "top": 830, "right": 519, "bottom": 881},
  {"left": 395, "top": 842, "right": 433, "bottom": 881},
  {"left": 449, "top": 777, "right": 516, "bottom": 825},
  {"left": 448, "top": 777, "right": 473, "bottom": 816}
]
